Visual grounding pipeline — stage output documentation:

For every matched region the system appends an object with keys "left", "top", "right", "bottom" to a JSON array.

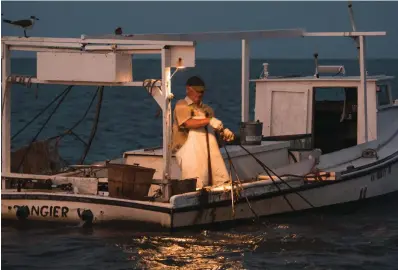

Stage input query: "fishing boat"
[{"left": 2, "top": 14, "right": 398, "bottom": 229}]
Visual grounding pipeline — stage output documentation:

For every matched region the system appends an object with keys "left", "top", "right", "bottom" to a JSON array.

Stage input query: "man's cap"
[{"left": 186, "top": 76, "right": 206, "bottom": 92}]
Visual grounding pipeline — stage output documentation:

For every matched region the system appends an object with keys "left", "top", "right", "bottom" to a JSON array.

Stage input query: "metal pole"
[
  {"left": 161, "top": 48, "right": 172, "bottom": 201},
  {"left": 359, "top": 35, "right": 368, "bottom": 143},
  {"left": 241, "top": 39, "right": 250, "bottom": 122},
  {"left": 2, "top": 43, "right": 11, "bottom": 190}
]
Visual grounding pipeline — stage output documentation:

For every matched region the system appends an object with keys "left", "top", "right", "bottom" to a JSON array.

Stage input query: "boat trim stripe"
[{"left": 1, "top": 193, "right": 172, "bottom": 213}]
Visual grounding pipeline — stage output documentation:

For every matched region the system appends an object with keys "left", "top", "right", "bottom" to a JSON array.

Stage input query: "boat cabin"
[{"left": 251, "top": 72, "right": 395, "bottom": 154}]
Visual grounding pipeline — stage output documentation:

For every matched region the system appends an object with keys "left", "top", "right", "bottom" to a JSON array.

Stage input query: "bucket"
[
  {"left": 107, "top": 163, "right": 155, "bottom": 200},
  {"left": 240, "top": 121, "right": 263, "bottom": 145}
]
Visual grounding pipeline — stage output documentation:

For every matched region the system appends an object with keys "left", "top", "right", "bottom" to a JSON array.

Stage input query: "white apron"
[{"left": 175, "top": 117, "right": 230, "bottom": 189}]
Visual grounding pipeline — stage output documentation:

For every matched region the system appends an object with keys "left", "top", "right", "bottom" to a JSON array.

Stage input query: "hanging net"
[{"left": 11, "top": 137, "right": 68, "bottom": 175}]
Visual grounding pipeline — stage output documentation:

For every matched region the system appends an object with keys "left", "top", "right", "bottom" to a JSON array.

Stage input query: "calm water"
[{"left": 2, "top": 59, "right": 398, "bottom": 269}]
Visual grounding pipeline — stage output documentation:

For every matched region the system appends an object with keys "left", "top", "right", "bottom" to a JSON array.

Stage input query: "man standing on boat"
[{"left": 172, "top": 76, "right": 235, "bottom": 189}]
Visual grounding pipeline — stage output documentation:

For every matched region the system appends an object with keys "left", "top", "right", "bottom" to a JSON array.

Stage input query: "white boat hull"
[
  {"left": 173, "top": 157, "right": 398, "bottom": 228},
  {"left": 2, "top": 152, "right": 397, "bottom": 229}
]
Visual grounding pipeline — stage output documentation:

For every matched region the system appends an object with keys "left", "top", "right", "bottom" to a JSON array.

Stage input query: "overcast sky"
[{"left": 1, "top": 1, "right": 398, "bottom": 59}]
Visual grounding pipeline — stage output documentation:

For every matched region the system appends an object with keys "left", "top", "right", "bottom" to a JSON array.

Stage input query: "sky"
[{"left": 1, "top": 1, "right": 398, "bottom": 59}]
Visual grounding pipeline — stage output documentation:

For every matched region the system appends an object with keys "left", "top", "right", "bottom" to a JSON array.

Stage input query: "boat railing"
[
  {"left": 55, "top": 164, "right": 109, "bottom": 178},
  {"left": 261, "top": 134, "right": 313, "bottom": 151}
]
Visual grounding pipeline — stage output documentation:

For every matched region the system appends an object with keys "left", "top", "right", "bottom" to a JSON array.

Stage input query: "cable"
[
  {"left": 239, "top": 144, "right": 316, "bottom": 208},
  {"left": 288, "top": 150, "right": 298, "bottom": 163},
  {"left": 242, "top": 144, "right": 296, "bottom": 211},
  {"left": 222, "top": 142, "right": 261, "bottom": 221},
  {"left": 48, "top": 86, "right": 100, "bottom": 143},
  {"left": 1, "top": 82, "right": 11, "bottom": 117},
  {"left": 78, "top": 86, "right": 104, "bottom": 165},
  {"left": 11, "top": 86, "right": 72, "bottom": 141},
  {"left": 143, "top": 79, "right": 161, "bottom": 97},
  {"left": 16, "top": 86, "right": 73, "bottom": 172}
]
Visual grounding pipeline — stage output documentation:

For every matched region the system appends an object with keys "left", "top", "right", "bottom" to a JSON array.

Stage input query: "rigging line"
[
  {"left": 47, "top": 86, "right": 100, "bottom": 142},
  {"left": 16, "top": 86, "right": 73, "bottom": 173},
  {"left": 65, "top": 130, "right": 89, "bottom": 147},
  {"left": 78, "top": 86, "right": 104, "bottom": 165},
  {"left": 60, "top": 87, "right": 100, "bottom": 137},
  {"left": 224, "top": 138, "right": 236, "bottom": 219},
  {"left": 11, "top": 86, "right": 72, "bottom": 141},
  {"left": 222, "top": 142, "right": 262, "bottom": 221},
  {"left": 239, "top": 144, "right": 315, "bottom": 208},
  {"left": 222, "top": 138, "right": 296, "bottom": 212},
  {"left": 2, "top": 75, "right": 35, "bottom": 117},
  {"left": 1, "top": 82, "right": 11, "bottom": 117},
  {"left": 237, "top": 144, "right": 296, "bottom": 211}
]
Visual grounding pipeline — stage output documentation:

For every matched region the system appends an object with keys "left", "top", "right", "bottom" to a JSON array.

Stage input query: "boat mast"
[
  {"left": 359, "top": 35, "right": 368, "bottom": 143},
  {"left": 1, "top": 42, "right": 11, "bottom": 190},
  {"left": 348, "top": 1, "right": 368, "bottom": 143},
  {"left": 241, "top": 39, "right": 250, "bottom": 122},
  {"left": 161, "top": 48, "right": 172, "bottom": 200}
]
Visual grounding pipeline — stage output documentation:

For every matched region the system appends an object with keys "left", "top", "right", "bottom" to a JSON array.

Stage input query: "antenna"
[
  {"left": 348, "top": 1, "right": 360, "bottom": 50},
  {"left": 348, "top": 1, "right": 357, "bottom": 31},
  {"left": 313, "top": 53, "right": 319, "bottom": 78}
]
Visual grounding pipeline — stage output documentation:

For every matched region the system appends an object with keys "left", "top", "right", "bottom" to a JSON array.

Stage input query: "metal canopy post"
[
  {"left": 359, "top": 35, "right": 368, "bottom": 143},
  {"left": 161, "top": 48, "right": 172, "bottom": 201},
  {"left": 241, "top": 39, "right": 250, "bottom": 122},
  {"left": 1, "top": 43, "right": 11, "bottom": 190}
]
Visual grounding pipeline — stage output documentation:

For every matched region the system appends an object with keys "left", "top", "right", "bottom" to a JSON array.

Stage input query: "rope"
[
  {"left": 362, "top": 148, "right": 378, "bottom": 159},
  {"left": 7, "top": 75, "right": 34, "bottom": 88},
  {"left": 143, "top": 79, "right": 161, "bottom": 97},
  {"left": 205, "top": 126, "right": 213, "bottom": 186},
  {"left": 222, "top": 142, "right": 261, "bottom": 222},
  {"left": 1, "top": 83, "right": 11, "bottom": 117},
  {"left": 15, "top": 86, "right": 73, "bottom": 173},
  {"left": 288, "top": 150, "right": 298, "bottom": 163},
  {"left": 0, "top": 75, "right": 33, "bottom": 116},
  {"left": 228, "top": 150, "right": 235, "bottom": 219},
  {"left": 78, "top": 86, "right": 104, "bottom": 165},
  {"left": 47, "top": 86, "right": 100, "bottom": 143},
  {"left": 13, "top": 86, "right": 101, "bottom": 173},
  {"left": 12, "top": 86, "right": 73, "bottom": 141},
  {"left": 237, "top": 143, "right": 296, "bottom": 211},
  {"left": 143, "top": 79, "right": 162, "bottom": 118},
  {"left": 238, "top": 144, "right": 316, "bottom": 209}
]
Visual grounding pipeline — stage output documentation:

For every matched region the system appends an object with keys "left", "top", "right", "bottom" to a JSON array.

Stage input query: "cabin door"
[{"left": 312, "top": 87, "right": 358, "bottom": 154}]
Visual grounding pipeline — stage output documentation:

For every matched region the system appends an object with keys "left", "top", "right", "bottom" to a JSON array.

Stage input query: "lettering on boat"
[
  {"left": 359, "top": 186, "right": 368, "bottom": 199},
  {"left": 13, "top": 205, "right": 69, "bottom": 218},
  {"left": 370, "top": 165, "right": 392, "bottom": 182}
]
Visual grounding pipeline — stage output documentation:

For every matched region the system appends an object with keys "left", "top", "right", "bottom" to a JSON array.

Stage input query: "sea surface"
[{"left": 2, "top": 59, "right": 398, "bottom": 269}]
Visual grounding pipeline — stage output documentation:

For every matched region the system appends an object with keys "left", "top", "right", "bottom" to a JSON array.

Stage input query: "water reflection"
[
  {"left": 117, "top": 230, "right": 268, "bottom": 269},
  {"left": 2, "top": 195, "right": 398, "bottom": 270}
]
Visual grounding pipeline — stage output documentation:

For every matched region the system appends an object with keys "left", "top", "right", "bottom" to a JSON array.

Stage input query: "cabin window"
[{"left": 376, "top": 84, "right": 391, "bottom": 106}]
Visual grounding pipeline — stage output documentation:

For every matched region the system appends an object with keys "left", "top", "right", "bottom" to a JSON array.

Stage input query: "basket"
[{"left": 107, "top": 163, "right": 155, "bottom": 200}]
